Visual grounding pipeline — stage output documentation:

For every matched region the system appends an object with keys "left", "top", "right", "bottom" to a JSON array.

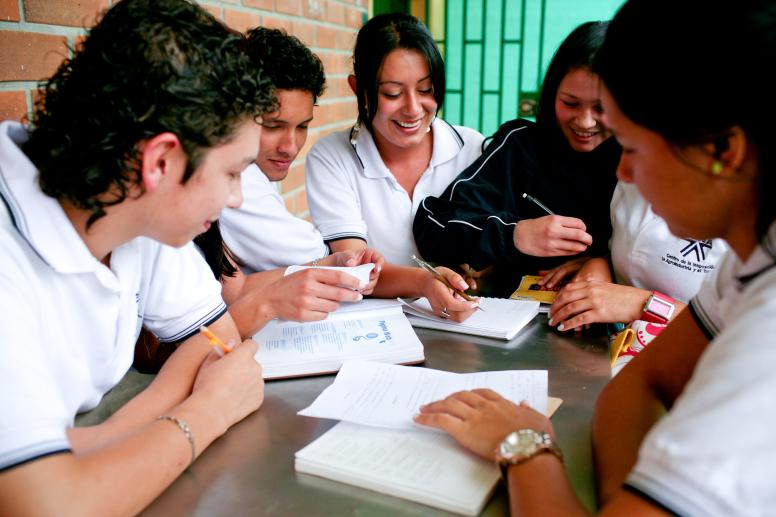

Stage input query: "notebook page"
[
  {"left": 295, "top": 421, "right": 498, "bottom": 516},
  {"left": 401, "top": 297, "right": 539, "bottom": 331},
  {"left": 298, "top": 361, "right": 547, "bottom": 429}
]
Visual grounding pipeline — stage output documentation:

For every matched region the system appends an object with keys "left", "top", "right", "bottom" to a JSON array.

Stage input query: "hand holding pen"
[
  {"left": 515, "top": 193, "right": 593, "bottom": 257},
  {"left": 411, "top": 255, "right": 483, "bottom": 315},
  {"left": 200, "top": 325, "right": 234, "bottom": 356}
]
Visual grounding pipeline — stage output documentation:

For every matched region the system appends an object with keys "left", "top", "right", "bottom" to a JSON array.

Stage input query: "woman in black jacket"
[{"left": 413, "top": 21, "right": 621, "bottom": 296}]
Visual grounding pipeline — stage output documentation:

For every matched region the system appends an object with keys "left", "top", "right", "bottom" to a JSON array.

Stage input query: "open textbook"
[
  {"left": 253, "top": 300, "right": 423, "bottom": 379},
  {"left": 400, "top": 296, "right": 540, "bottom": 340},
  {"left": 295, "top": 362, "right": 560, "bottom": 516}
]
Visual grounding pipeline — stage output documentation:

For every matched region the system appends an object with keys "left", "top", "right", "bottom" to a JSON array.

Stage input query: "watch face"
[
  {"left": 499, "top": 430, "right": 541, "bottom": 459},
  {"left": 646, "top": 294, "right": 675, "bottom": 319},
  {"left": 497, "top": 430, "right": 562, "bottom": 468}
]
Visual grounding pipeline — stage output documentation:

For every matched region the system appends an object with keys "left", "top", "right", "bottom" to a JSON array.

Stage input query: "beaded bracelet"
[{"left": 158, "top": 415, "right": 196, "bottom": 468}]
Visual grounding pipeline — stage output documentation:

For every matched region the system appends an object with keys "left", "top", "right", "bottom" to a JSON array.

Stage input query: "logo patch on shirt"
[
  {"left": 661, "top": 239, "right": 716, "bottom": 273},
  {"left": 680, "top": 239, "right": 712, "bottom": 261}
]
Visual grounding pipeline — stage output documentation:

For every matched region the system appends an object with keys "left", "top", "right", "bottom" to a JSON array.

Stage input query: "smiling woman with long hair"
[
  {"left": 304, "top": 13, "right": 485, "bottom": 321},
  {"left": 412, "top": 21, "right": 621, "bottom": 297}
]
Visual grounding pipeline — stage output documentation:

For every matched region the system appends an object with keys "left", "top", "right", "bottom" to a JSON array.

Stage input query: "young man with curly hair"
[{"left": 0, "top": 0, "right": 275, "bottom": 513}]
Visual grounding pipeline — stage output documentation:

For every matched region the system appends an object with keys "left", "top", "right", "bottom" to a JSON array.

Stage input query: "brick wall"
[{"left": 0, "top": 0, "right": 367, "bottom": 218}]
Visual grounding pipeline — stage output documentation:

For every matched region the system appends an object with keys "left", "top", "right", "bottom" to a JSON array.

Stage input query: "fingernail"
[
  {"left": 548, "top": 318, "right": 554, "bottom": 326},
  {"left": 470, "top": 302, "right": 479, "bottom": 309},
  {"left": 557, "top": 323, "right": 565, "bottom": 331},
  {"left": 458, "top": 281, "right": 468, "bottom": 289},
  {"left": 355, "top": 293, "right": 363, "bottom": 300}
]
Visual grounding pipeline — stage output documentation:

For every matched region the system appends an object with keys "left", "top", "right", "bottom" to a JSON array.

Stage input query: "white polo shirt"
[
  {"left": 611, "top": 181, "right": 728, "bottom": 302},
  {"left": 0, "top": 121, "right": 226, "bottom": 471},
  {"left": 220, "top": 163, "right": 328, "bottom": 274},
  {"left": 305, "top": 118, "right": 483, "bottom": 266},
  {"left": 626, "top": 222, "right": 776, "bottom": 515}
]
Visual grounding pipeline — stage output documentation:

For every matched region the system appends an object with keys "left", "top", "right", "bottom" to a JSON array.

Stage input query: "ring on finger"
[{"left": 441, "top": 307, "right": 450, "bottom": 319}]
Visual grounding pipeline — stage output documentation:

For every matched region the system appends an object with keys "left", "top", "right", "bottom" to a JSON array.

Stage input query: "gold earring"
[{"left": 711, "top": 160, "right": 723, "bottom": 175}]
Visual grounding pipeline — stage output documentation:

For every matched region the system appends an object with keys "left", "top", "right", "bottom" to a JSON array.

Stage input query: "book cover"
[
  {"left": 253, "top": 300, "right": 424, "bottom": 379},
  {"left": 510, "top": 275, "right": 562, "bottom": 306}
]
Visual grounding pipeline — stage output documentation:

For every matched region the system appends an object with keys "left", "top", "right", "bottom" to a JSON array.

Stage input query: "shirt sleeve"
[
  {"left": 220, "top": 164, "right": 328, "bottom": 273},
  {"left": 413, "top": 122, "right": 535, "bottom": 269},
  {"left": 626, "top": 271, "right": 776, "bottom": 515},
  {"left": 305, "top": 133, "right": 369, "bottom": 243},
  {"left": 0, "top": 242, "right": 70, "bottom": 471},
  {"left": 140, "top": 241, "right": 226, "bottom": 344}
]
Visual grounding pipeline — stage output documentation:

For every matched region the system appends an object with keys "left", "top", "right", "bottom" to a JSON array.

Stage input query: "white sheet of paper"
[
  {"left": 284, "top": 263, "right": 375, "bottom": 289},
  {"left": 298, "top": 361, "right": 547, "bottom": 429}
]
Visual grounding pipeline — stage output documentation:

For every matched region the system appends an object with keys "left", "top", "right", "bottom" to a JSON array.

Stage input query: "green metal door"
[{"left": 428, "top": 0, "right": 625, "bottom": 136}]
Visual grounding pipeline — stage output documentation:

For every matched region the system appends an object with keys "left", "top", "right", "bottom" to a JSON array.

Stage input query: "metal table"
[{"left": 142, "top": 316, "right": 611, "bottom": 516}]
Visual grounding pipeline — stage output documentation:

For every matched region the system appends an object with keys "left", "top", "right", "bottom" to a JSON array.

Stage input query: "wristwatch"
[
  {"left": 495, "top": 429, "right": 563, "bottom": 479},
  {"left": 642, "top": 291, "right": 676, "bottom": 324}
]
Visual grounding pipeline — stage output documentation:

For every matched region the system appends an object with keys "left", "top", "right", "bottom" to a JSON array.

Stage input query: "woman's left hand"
[
  {"left": 537, "top": 257, "right": 590, "bottom": 288},
  {"left": 414, "top": 389, "right": 554, "bottom": 460}
]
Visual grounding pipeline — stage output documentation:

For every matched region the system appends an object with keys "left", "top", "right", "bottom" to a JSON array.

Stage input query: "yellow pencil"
[{"left": 199, "top": 325, "right": 232, "bottom": 355}]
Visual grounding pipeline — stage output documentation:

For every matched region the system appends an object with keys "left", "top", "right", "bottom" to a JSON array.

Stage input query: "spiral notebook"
[{"left": 399, "top": 297, "right": 540, "bottom": 340}]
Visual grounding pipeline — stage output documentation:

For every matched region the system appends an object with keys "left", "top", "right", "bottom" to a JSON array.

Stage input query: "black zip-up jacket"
[{"left": 413, "top": 118, "right": 620, "bottom": 292}]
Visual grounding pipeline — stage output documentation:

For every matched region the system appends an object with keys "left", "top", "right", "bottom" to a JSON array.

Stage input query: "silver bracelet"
[
  {"left": 158, "top": 415, "right": 196, "bottom": 468},
  {"left": 310, "top": 257, "right": 323, "bottom": 267}
]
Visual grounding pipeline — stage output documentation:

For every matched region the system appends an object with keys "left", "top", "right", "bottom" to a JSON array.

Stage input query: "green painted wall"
[{"left": 430, "top": 0, "right": 625, "bottom": 136}]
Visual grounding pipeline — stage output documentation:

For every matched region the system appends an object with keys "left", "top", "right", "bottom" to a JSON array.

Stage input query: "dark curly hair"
[
  {"left": 245, "top": 27, "right": 326, "bottom": 102},
  {"left": 22, "top": 0, "right": 276, "bottom": 227},
  {"left": 352, "top": 13, "right": 445, "bottom": 133}
]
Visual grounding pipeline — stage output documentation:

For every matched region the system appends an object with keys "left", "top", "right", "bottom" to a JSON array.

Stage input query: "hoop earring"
[{"left": 711, "top": 161, "right": 723, "bottom": 175}]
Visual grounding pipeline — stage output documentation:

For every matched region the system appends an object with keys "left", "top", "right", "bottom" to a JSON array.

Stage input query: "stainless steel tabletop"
[{"left": 142, "top": 316, "right": 611, "bottom": 516}]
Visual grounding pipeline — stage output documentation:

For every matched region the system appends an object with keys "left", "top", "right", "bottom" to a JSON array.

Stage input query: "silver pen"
[
  {"left": 410, "top": 255, "right": 483, "bottom": 311},
  {"left": 522, "top": 192, "right": 555, "bottom": 215}
]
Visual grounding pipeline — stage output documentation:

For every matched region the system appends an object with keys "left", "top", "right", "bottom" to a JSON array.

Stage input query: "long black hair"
[
  {"left": 595, "top": 0, "right": 776, "bottom": 239},
  {"left": 536, "top": 21, "right": 609, "bottom": 135},
  {"left": 352, "top": 13, "right": 445, "bottom": 133}
]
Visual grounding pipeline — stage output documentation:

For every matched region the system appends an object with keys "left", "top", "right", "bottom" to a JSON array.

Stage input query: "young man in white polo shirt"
[
  {"left": 0, "top": 0, "right": 275, "bottom": 513},
  {"left": 215, "top": 28, "right": 381, "bottom": 328},
  {"left": 219, "top": 28, "right": 329, "bottom": 274}
]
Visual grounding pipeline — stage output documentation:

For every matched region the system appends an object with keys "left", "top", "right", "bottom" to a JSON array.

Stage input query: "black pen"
[{"left": 522, "top": 193, "right": 555, "bottom": 215}]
